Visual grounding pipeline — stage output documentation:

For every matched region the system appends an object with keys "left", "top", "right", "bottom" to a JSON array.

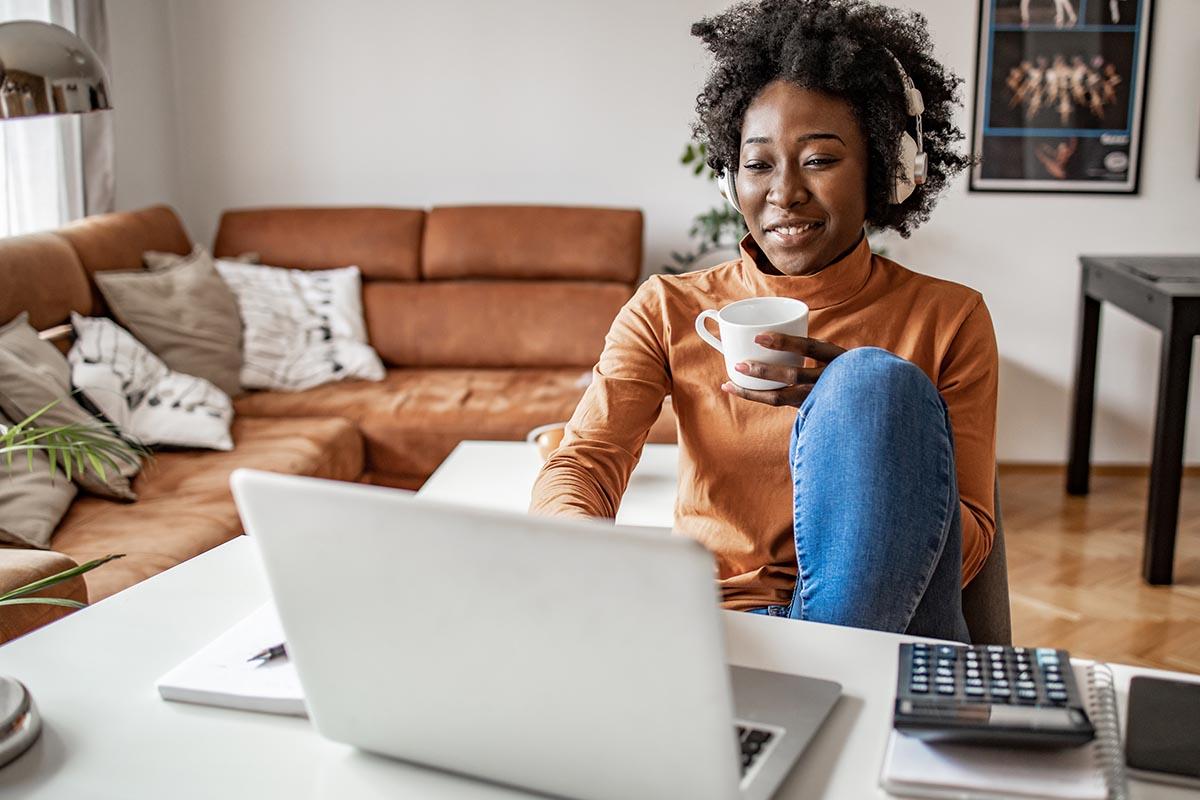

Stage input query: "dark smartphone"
[{"left": 1125, "top": 676, "right": 1200, "bottom": 789}]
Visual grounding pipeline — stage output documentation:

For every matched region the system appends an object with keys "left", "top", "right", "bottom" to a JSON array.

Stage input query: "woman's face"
[{"left": 735, "top": 81, "right": 869, "bottom": 277}]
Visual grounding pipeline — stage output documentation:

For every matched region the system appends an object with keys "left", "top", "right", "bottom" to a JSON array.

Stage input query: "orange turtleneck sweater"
[{"left": 530, "top": 235, "right": 998, "bottom": 611}]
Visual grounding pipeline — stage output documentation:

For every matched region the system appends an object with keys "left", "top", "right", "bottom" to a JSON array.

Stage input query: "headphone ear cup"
[
  {"left": 891, "top": 132, "right": 919, "bottom": 204},
  {"left": 913, "top": 151, "right": 929, "bottom": 186},
  {"left": 718, "top": 170, "right": 742, "bottom": 214}
]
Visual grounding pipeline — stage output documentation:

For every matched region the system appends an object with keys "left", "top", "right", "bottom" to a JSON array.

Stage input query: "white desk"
[
  {"left": 0, "top": 444, "right": 1196, "bottom": 799},
  {"left": 422, "top": 440, "right": 679, "bottom": 528}
]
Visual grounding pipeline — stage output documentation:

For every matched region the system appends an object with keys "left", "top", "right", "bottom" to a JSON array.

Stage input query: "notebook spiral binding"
[{"left": 1087, "top": 663, "right": 1129, "bottom": 800}]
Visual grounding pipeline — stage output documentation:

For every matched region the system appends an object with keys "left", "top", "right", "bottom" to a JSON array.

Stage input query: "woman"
[{"left": 531, "top": 0, "right": 997, "bottom": 642}]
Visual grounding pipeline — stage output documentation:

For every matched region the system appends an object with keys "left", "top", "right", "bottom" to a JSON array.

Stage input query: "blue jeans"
[{"left": 749, "top": 347, "right": 970, "bottom": 643}]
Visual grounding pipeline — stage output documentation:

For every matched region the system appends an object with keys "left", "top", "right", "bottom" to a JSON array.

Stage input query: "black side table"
[{"left": 1067, "top": 256, "right": 1200, "bottom": 585}]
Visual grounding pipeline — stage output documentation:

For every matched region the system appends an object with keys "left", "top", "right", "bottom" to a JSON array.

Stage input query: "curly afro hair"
[{"left": 692, "top": 0, "right": 970, "bottom": 237}]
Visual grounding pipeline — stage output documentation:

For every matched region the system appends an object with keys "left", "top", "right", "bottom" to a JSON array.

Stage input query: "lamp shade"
[{"left": 0, "top": 20, "right": 111, "bottom": 120}]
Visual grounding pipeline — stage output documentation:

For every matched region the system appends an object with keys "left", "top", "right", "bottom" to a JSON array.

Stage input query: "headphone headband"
[{"left": 884, "top": 51, "right": 928, "bottom": 203}]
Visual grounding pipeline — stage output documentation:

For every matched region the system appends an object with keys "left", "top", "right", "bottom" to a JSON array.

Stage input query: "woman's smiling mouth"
[{"left": 765, "top": 220, "right": 824, "bottom": 246}]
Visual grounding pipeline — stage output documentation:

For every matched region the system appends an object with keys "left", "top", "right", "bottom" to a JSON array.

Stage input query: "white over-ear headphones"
[
  {"left": 717, "top": 52, "right": 928, "bottom": 213},
  {"left": 889, "top": 53, "right": 928, "bottom": 204}
]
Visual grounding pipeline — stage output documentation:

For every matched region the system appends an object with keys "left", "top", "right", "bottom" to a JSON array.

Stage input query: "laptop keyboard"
[{"left": 736, "top": 725, "right": 775, "bottom": 775}]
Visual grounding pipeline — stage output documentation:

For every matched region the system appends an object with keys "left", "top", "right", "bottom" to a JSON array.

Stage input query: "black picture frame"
[{"left": 969, "top": 0, "right": 1155, "bottom": 194}]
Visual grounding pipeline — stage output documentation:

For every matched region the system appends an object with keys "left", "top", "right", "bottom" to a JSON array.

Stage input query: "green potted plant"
[
  {"left": 664, "top": 142, "right": 748, "bottom": 275},
  {"left": 0, "top": 397, "right": 146, "bottom": 767},
  {"left": 0, "top": 396, "right": 147, "bottom": 606}
]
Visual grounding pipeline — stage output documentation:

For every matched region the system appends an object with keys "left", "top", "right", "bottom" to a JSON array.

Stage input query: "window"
[{"left": 0, "top": 0, "right": 84, "bottom": 237}]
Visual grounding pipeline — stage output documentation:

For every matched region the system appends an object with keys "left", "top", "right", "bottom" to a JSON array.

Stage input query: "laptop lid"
[{"left": 231, "top": 469, "right": 743, "bottom": 800}]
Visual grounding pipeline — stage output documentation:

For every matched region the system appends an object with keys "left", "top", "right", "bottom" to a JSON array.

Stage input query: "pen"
[{"left": 247, "top": 642, "right": 287, "bottom": 664}]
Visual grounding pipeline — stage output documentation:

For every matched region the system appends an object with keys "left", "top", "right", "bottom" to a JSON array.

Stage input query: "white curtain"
[
  {"left": 0, "top": 0, "right": 85, "bottom": 237},
  {"left": 76, "top": 0, "right": 114, "bottom": 215}
]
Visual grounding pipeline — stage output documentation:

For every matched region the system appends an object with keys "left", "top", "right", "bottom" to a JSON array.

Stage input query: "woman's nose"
[{"left": 765, "top": 165, "right": 811, "bottom": 208}]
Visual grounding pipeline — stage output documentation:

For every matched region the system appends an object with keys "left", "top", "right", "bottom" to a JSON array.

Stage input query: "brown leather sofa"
[{"left": 0, "top": 203, "right": 667, "bottom": 643}]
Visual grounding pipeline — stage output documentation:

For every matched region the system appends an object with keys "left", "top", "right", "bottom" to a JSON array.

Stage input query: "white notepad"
[
  {"left": 156, "top": 603, "right": 306, "bottom": 716},
  {"left": 881, "top": 730, "right": 1107, "bottom": 799},
  {"left": 880, "top": 663, "right": 1126, "bottom": 800}
]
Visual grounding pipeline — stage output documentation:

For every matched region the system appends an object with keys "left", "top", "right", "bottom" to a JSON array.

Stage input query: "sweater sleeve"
[
  {"left": 529, "top": 276, "right": 671, "bottom": 519},
  {"left": 938, "top": 297, "right": 1000, "bottom": 585}
]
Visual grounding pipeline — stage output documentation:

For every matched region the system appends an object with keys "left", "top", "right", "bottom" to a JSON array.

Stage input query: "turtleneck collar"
[{"left": 734, "top": 232, "right": 873, "bottom": 310}]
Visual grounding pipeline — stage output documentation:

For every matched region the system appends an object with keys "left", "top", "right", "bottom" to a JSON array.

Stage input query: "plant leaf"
[
  {"left": 8, "top": 396, "right": 65, "bottom": 433},
  {"left": 0, "top": 597, "right": 86, "bottom": 609},
  {"left": 0, "top": 412, "right": 148, "bottom": 481},
  {"left": 0, "top": 553, "right": 124, "bottom": 602},
  {"left": 85, "top": 450, "right": 106, "bottom": 480}
]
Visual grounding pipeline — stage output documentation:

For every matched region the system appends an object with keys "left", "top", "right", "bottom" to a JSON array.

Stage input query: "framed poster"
[{"left": 969, "top": 0, "right": 1154, "bottom": 193}]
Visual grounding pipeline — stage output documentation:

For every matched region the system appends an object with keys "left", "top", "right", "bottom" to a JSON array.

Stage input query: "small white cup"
[{"left": 695, "top": 297, "right": 809, "bottom": 390}]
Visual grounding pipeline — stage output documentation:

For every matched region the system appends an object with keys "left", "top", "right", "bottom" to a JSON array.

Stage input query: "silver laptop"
[{"left": 231, "top": 469, "right": 840, "bottom": 800}]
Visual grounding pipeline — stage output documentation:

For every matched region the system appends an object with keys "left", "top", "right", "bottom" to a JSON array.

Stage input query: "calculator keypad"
[
  {"left": 905, "top": 643, "right": 1075, "bottom": 706},
  {"left": 894, "top": 643, "right": 1095, "bottom": 748}
]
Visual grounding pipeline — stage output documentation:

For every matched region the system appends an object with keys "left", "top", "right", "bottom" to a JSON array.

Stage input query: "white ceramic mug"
[{"left": 695, "top": 297, "right": 809, "bottom": 391}]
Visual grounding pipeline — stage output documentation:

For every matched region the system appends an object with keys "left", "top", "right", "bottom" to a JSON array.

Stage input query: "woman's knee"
[{"left": 809, "top": 347, "right": 938, "bottom": 410}]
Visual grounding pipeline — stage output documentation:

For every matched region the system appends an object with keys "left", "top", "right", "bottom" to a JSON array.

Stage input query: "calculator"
[{"left": 893, "top": 643, "right": 1096, "bottom": 748}]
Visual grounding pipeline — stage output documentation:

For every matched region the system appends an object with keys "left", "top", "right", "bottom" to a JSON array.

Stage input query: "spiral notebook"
[{"left": 880, "top": 663, "right": 1128, "bottom": 800}]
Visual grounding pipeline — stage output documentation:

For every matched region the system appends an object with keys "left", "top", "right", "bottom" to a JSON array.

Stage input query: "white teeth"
[{"left": 771, "top": 223, "right": 819, "bottom": 235}]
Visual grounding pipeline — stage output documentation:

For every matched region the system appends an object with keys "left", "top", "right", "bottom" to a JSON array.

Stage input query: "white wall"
[
  {"left": 106, "top": 0, "right": 179, "bottom": 211},
  {"left": 113, "top": 0, "right": 1200, "bottom": 464},
  {"left": 879, "top": 0, "right": 1200, "bottom": 467}
]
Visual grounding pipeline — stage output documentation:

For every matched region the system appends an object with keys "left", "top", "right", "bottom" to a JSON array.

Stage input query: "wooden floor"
[{"left": 1001, "top": 465, "right": 1200, "bottom": 674}]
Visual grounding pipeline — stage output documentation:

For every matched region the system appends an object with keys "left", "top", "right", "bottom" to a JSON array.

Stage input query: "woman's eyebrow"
[{"left": 743, "top": 133, "right": 846, "bottom": 144}]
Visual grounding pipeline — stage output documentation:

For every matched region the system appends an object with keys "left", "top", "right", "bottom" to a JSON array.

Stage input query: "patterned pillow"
[
  {"left": 68, "top": 314, "right": 234, "bottom": 451},
  {"left": 213, "top": 260, "right": 385, "bottom": 392}
]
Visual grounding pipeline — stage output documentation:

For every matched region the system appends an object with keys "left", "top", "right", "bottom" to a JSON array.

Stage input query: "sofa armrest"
[{"left": 0, "top": 549, "right": 88, "bottom": 645}]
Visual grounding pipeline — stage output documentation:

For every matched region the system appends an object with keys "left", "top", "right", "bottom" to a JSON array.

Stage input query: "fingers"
[
  {"left": 733, "top": 361, "right": 823, "bottom": 386},
  {"left": 720, "top": 380, "right": 813, "bottom": 408},
  {"left": 754, "top": 333, "right": 847, "bottom": 364}
]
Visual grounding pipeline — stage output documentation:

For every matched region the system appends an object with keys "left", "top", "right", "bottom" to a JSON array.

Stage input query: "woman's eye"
[
  {"left": 742, "top": 161, "right": 770, "bottom": 171},
  {"left": 805, "top": 157, "right": 838, "bottom": 167}
]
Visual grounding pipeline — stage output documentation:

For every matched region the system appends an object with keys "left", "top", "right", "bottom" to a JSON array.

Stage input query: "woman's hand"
[{"left": 720, "top": 333, "right": 847, "bottom": 408}]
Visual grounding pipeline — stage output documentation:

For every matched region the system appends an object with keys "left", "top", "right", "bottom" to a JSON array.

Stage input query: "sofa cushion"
[
  {"left": 96, "top": 245, "right": 245, "bottom": 397},
  {"left": 0, "top": 313, "right": 140, "bottom": 501},
  {"left": 235, "top": 368, "right": 591, "bottom": 484},
  {"left": 213, "top": 207, "right": 425, "bottom": 281},
  {"left": 56, "top": 205, "right": 192, "bottom": 312},
  {"left": 423, "top": 206, "right": 642, "bottom": 283},
  {"left": 68, "top": 314, "right": 235, "bottom": 451},
  {"left": 0, "top": 408, "right": 78, "bottom": 549},
  {"left": 51, "top": 415, "right": 364, "bottom": 601},
  {"left": 364, "top": 281, "right": 630, "bottom": 368},
  {"left": 0, "top": 549, "right": 88, "bottom": 643},
  {"left": 215, "top": 261, "right": 385, "bottom": 391},
  {"left": 0, "top": 232, "right": 93, "bottom": 330}
]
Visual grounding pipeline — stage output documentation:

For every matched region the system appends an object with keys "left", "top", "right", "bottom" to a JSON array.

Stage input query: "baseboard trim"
[{"left": 998, "top": 462, "right": 1200, "bottom": 477}]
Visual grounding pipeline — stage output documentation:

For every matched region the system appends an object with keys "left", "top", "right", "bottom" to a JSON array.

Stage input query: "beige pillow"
[
  {"left": 0, "top": 408, "right": 77, "bottom": 548},
  {"left": 93, "top": 245, "right": 245, "bottom": 398},
  {"left": 0, "top": 313, "right": 139, "bottom": 501}
]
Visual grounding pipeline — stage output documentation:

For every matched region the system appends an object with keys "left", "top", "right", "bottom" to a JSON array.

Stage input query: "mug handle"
[{"left": 695, "top": 310, "right": 723, "bottom": 353}]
